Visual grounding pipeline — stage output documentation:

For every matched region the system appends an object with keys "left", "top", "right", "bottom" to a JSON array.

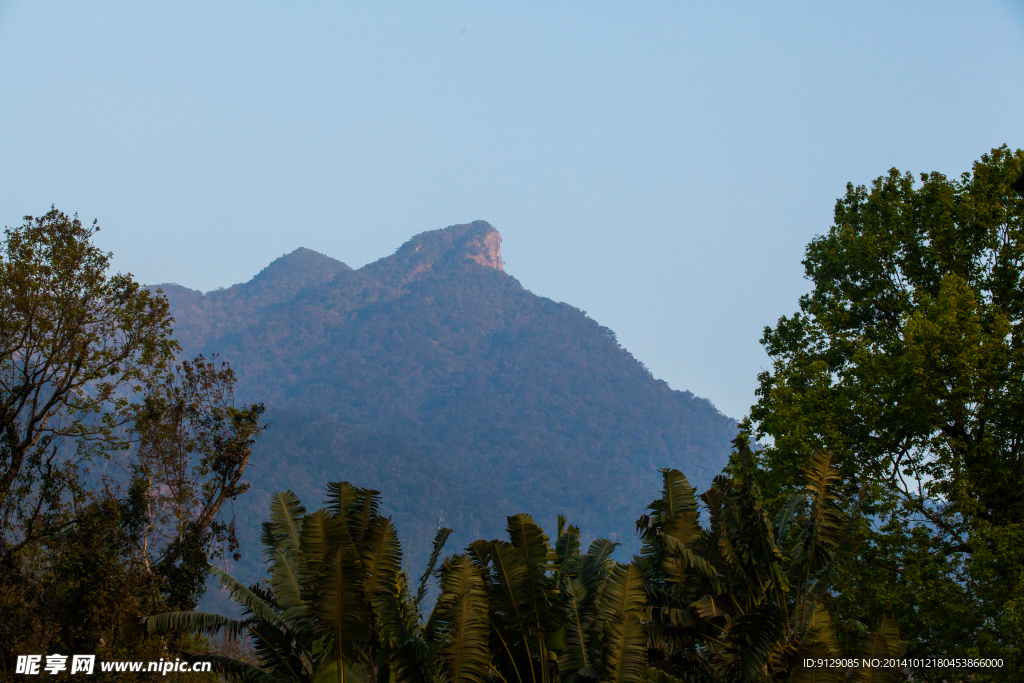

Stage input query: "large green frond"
[
  {"left": 789, "top": 642, "right": 840, "bottom": 683},
  {"left": 361, "top": 515, "right": 403, "bottom": 600},
  {"left": 144, "top": 612, "right": 309, "bottom": 682},
  {"left": 597, "top": 562, "right": 646, "bottom": 631},
  {"left": 799, "top": 603, "right": 840, "bottom": 655},
  {"left": 646, "top": 667, "right": 699, "bottom": 683},
  {"left": 559, "top": 576, "right": 590, "bottom": 675},
  {"left": 712, "top": 459, "right": 788, "bottom": 598},
  {"left": 688, "top": 596, "right": 728, "bottom": 622},
  {"left": 485, "top": 539, "right": 532, "bottom": 626},
  {"left": 349, "top": 487, "right": 382, "bottom": 544},
  {"left": 801, "top": 451, "right": 844, "bottom": 552},
  {"left": 325, "top": 481, "right": 361, "bottom": 519},
  {"left": 774, "top": 494, "right": 803, "bottom": 546},
  {"left": 507, "top": 513, "right": 555, "bottom": 573},
  {"left": 417, "top": 526, "right": 453, "bottom": 608},
  {"left": 373, "top": 588, "right": 425, "bottom": 683},
  {"left": 580, "top": 539, "right": 619, "bottom": 590},
  {"left": 429, "top": 555, "right": 492, "bottom": 683},
  {"left": 262, "top": 490, "right": 307, "bottom": 558},
  {"left": 803, "top": 451, "right": 841, "bottom": 508},
  {"left": 878, "top": 616, "right": 904, "bottom": 657},
  {"left": 466, "top": 539, "right": 493, "bottom": 575},
  {"left": 721, "top": 603, "right": 785, "bottom": 683},
  {"left": 597, "top": 563, "right": 648, "bottom": 683},
  {"left": 144, "top": 611, "right": 246, "bottom": 639},
  {"left": 806, "top": 483, "right": 866, "bottom": 599},
  {"left": 269, "top": 548, "right": 313, "bottom": 636},
  {"left": 506, "top": 514, "right": 563, "bottom": 632},
  {"left": 301, "top": 509, "right": 354, "bottom": 577},
  {"left": 208, "top": 563, "right": 291, "bottom": 630},
  {"left": 327, "top": 482, "right": 381, "bottom": 544},
  {"left": 848, "top": 631, "right": 894, "bottom": 683},
  {"left": 600, "top": 614, "right": 647, "bottom": 683},
  {"left": 299, "top": 509, "right": 332, "bottom": 570},
  {"left": 660, "top": 535, "right": 721, "bottom": 592},
  {"left": 555, "top": 520, "right": 582, "bottom": 572},
  {"left": 660, "top": 469, "right": 699, "bottom": 519},
  {"left": 245, "top": 619, "right": 313, "bottom": 682},
  {"left": 315, "top": 545, "right": 371, "bottom": 664}
]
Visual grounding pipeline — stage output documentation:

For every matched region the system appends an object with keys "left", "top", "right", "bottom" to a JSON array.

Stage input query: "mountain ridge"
[{"left": 153, "top": 221, "right": 736, "bottom": 602}]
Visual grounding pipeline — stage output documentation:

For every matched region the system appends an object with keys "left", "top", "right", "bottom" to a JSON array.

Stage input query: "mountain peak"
[
  {"left": 366, "top": 221, "right": 505, "bottom": 284},
  {"left": 253, "top": 247, "right": 350, "bottom": 288}
]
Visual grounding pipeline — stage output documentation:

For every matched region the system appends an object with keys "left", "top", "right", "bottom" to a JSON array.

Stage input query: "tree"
[
  {"left": 750, "top": 145, "right": 1024, "bottom": 678},
  {"left": 0, "top": 208, "right": 175, "bottom": 553},
  {"left": 130, "top": 355, "right": 265, "bottom": 607},
  {"left": 0, "top": 209, "right": 264, "bottom": 677}
]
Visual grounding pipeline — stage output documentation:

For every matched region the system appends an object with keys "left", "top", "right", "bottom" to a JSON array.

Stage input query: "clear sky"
[{"left": 2, "top": 1, "right": 1022, "bottom": 420}]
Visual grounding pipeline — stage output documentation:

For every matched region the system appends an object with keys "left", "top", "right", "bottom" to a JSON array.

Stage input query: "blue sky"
[{"left": 2, "top": 1, "right": 1022, "bottom": 420}]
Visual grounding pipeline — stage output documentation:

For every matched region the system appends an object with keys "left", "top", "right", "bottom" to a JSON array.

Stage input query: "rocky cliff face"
[{"left": 466, "top": 228, "right": 503, "bottom": 271}]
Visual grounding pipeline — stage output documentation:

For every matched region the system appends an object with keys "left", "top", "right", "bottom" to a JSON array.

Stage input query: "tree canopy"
[
  {"left": 0, "top": 208, "right": 176, "bottom": 551},
  {"left": 0, "top": 209, "right": 265, "bottom": 679},
  {"left": 751, "top": 145, "right": 1024, "bottom": 677}
]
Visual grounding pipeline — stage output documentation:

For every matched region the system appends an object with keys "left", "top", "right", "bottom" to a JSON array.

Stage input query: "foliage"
[
  {"left": 145, "top": 485, "right": 405, "bottom": 682},
  {"left": 0, "top": 207, "right": 175, "bottom": 553},
  {"left": 639, "top": 435, "right": 901, "bottom": 682},
  {"left": 130, "top": 356, "right": 265, "bottom": 605},
  {"left": 454, "top": 513, "right": 646, "bottom": 683},
  {"left": 750, "top": 145, "right": 1024, "bottom": 679},
  {"left": 0, "top": 209, "right": 264, "bottom": 679},
  {"left": 0, "top": 495, "right": 222, "bottom": 682},
  {"left": 146, "top": 486, "right": 648, "bottom": 683},
  {"left": 150, "top": 454, "right": 924, "bottom": 683}
]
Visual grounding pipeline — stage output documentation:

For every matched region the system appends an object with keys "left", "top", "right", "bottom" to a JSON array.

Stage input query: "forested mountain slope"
[{"left": 155, "top": 221, "right": 736, "bottom": 587}]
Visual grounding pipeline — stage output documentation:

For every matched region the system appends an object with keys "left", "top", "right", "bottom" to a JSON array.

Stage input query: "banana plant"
[
  {"left": 637, "top": 435, "right": 880, "bottom": 682},
  {"left": 144, "top": 465, "right": 888, "bottom": 683},
  {"left": 434, "top": 513, "right": 648, "bottom": 683},
  {"left": 141, "top": 488, "right": 647, "bottom": 683},
  {"left": 143, "top": 484, "right": 417, "bottom": 683}
]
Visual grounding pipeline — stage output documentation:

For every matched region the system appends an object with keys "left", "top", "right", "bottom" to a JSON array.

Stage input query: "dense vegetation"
[
  {"left": 144, "top": 444, "right": 887, "bottom": 683},
  {"left": 157, "top": 221, "right": 737, "bottom": 584},
  {"left": 751, "top": 145, "right": 1024, "bottom": 675},
  {"left": 2, "top": 146, "right": 1022, "bottom": 681},
  {"left": 0, "top": 211, "right": 264, "bottom": 680}
]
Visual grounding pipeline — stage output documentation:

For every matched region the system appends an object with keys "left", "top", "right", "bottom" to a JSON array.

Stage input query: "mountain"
[{"left": 154, "top": 221, "right": 736, "bottom": 595}]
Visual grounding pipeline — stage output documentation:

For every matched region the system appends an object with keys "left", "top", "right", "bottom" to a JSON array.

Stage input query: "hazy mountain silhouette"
[{"left": 155, "top": 221, "right": 736, "bottom": 598}]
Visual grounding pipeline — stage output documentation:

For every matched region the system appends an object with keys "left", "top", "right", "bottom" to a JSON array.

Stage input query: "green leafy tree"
[
  {"left": 1, "top": 352, "right": 264, "bottom": 678},
  {"left": 0, "top": 495, "right": 220, "bottom": 682},
  {"left": 130, "top": 355, "right": 265, "bottom": 606},
  {"left": 0, "top": 209, "right": 263, "bottom": 678},
  {"left": 0, "top": 208, "right": 175, "bottom": 554},
  {"left": 751, "top": 145, "right": 1024, "bottom": 679}
]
